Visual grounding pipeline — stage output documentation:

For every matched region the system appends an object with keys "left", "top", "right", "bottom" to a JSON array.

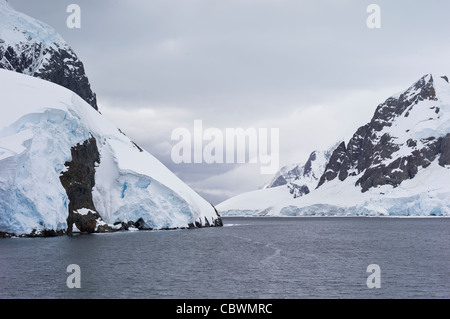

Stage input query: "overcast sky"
[{"left": 9, "top": 0, "right": 450, "bottom": 204}]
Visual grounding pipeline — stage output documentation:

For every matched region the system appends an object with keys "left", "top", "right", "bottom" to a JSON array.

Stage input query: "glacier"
[{"left": 0, "top": 69, "right": 221, "bottom": 236}]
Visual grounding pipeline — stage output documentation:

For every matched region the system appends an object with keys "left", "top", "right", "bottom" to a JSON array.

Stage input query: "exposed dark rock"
[
  {"left": 318, "top": 142, "right": 347, "bottom": 187},
  {"left": 34, "top": 46, "right": 98, "bottom": 110},
  {"left": 270, "top": 175, "right": 287, "bottom": 187},
  {"left": 211, "top": 204, "right": 224, "bottom": 227},
  {"left": 27, "top": 229, "right": 65, "bottom": 238},
  {"left": 59, "top": 136, "right": 101, "bottom": 235},
  {"left": 439, "top": 133, "right": 450, "bottom": 166},
  {"left": 134, "top": 218, "right": 152, "bottom": 230},
  {"left": 71, "top": 210, "right": 101, "bottom": 234},
  {"left": 2, "top": 229, "right": 65, "bottom": 238},
  {"left": 185, "top": 210, "right": 223, "bottom": 229},
  {"left": 0, "top": 43, "right": 98, "bottom": 110},
  {"left": 114, "top": 221, "right": 127, "bottom": 231},
  {"left": 131, "top": 141, "right": 144, "bottom": 152},
  {"left": 214, "top": 218, "right": 224, "bottom": 227},
  {"left": 269, "top": 149, "right": 334, "bottom": 195},
  {"left": 318, "top": 74, "right": 446, "bottom": 193},
  {"left": 96, "top": 223, "right": 114, "bottom": 233},
  {"left": 112, "top": 221, "right": 141, "bottom": 231},
  {"left": 287, "top": 183, "right": 310, "bottom": 198},
  {"left": 0, "top": 5, "right": 98, "bottom": 110},
  {"left": 303, "top": 152, "right": 317, "bottom": 175},
  {"left": 0, "top": 232, "right": 14, "bottom": 238}
]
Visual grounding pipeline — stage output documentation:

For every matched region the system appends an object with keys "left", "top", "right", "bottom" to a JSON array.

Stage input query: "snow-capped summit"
[
  {"left": 218, "top": 74, "right": 450, "bottom": 217},
  {"left": 0, "top": 0, "right": 98, "bottom": 110},
  {"left": 0, "top": 69, "right": 222, "bottom": 237},
  {"left": 217, "top": 146, "right": 336, "bottom": 216},
  {"left": 264, "top": 146, "right": 336, "bottom": 198},
  {"left": 318, "top": 74, "right": 450, "bottom": 191}
]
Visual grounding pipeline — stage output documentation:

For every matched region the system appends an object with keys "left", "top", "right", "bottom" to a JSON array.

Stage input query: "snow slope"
[
  {"left": 0, "top": 0, "right": 64, "bottom": 53},
  {"left": 219, "top": 160, "right": 450, "bottom": 217},
  {"left": 0, "top": 69, "right": 220, "bottom": 235},
  {"left": 218, "top": 74, "right": 450, "bottom": 217},
  {"left": 217, "top": 186, "right": 297, "bottom": 216}
]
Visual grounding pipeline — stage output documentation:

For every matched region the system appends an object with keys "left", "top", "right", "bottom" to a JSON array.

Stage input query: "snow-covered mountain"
[
  {"left": 217, "top": 147, "right": 335, "bottom": 216},
  {"left": 0, "top": 0, "right": 98, "bottom": 110},
  {"left": 218, "top": 74, "right": 450, "bottom": 217},
  {"left": 264, "top": 146, "right": 337, "bottom": 198},
  {"left": 0, "top": 69, "right": 222, "bottom": 237}
]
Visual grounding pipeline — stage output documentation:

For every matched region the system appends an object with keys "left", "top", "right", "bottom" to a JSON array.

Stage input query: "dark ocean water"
[{"left": 0, "top": 217, "right": 448, "bottom": 299}]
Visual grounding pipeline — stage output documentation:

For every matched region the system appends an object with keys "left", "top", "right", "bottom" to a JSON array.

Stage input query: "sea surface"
[{"left": 0, "top": 217, "right": 448, "bottom": 299}]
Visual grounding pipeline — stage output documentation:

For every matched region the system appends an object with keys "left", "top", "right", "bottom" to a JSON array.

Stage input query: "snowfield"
[{"left": 0, "top": 69, "right": 219, "bottom": 235}]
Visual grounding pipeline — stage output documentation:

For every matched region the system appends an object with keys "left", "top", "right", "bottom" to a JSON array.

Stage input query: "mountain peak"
[
  {"left": 218, "top": 73, "right": 450, "bottom": 217},
  {"left": 318, "top": 73, "right": 450, "bottom": 192},
  {"left": 0, "top": 2, "right": 98, "bottom": 110},
  {"left": 264, "top": 146, "right": 337, "bottom": 199}
]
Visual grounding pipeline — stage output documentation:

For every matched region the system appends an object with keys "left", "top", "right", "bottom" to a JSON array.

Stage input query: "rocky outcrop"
[
  {"left": 59, "top": 136, "right": 102, "bottom": 235},
  {"left": 356, "top": 137, "right": 442, "bottom": 192},
  {"left": 439, "top": 133, "right": 450, "bottom": 166},
  {"left": 0, "top": 1, "right": 98, "bottom": 110},
  {"left": 0, "top": 41, "right": 98, "bottom": 111},
  {"left": 318, "top": 142, "right": 347, "bottom": 186},
  {"left": 287, "top": 183, "right": 310, "bottom": 198},
  {"left": 318, "top": 74, "right": 449, "bottom": 192},
  {"left": 1, "top": 229, "right": 65, "bottom": 238},
  {"left": 57, "top": 135, "right": 223, "bottom": 236},
  {"left": 32, "top": 46, "right": 98, "bottom": 110},
  {"left": 265, "top": 148, "right": 334, "bottom": 199},
  {"left": 212, "top": 205, "right": 224, "bottom": 227},
  {"left": 188, "top": 206, "right": 223, "bottom": 228},
  {"left": 270, "top": 175, "right": 288, "bottom": 187}
]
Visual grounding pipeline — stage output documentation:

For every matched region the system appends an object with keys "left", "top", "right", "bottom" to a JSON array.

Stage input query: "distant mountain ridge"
[
  {"left": 0, "top": 0, "right": 98, "bottom": 110},
  {"left": 265, "top": 147, "right": 337, "bottom": 198},
  {"left": 318, "top": 74, "right": 450, "bottom": 191},
  {"left": 218, "top": 74, "right": 450, "bottom": 217}
]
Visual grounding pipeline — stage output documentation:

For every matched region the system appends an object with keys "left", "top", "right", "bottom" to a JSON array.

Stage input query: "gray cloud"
[{"left": 8, "top": 0, "right": 450, "bottom": 204}]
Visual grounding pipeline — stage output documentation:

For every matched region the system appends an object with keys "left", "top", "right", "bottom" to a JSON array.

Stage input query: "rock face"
[
  {"left": 318, "top": 74, "right": 450, "bottom": 192},
  {"left": 265, "top": 147, "right": 336, "bottom": 199},
  {"left": 287, "top": 183, "right": 310, "bottom": 198},
  {"left": 0, "top": 0, "right": 98, "bottom": 110},
  {"left": 439, "top": 133, "right": 450, "bottom": 166},
  {"left": 59, "top": 136, "right": 102, "bottom": 234}
]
